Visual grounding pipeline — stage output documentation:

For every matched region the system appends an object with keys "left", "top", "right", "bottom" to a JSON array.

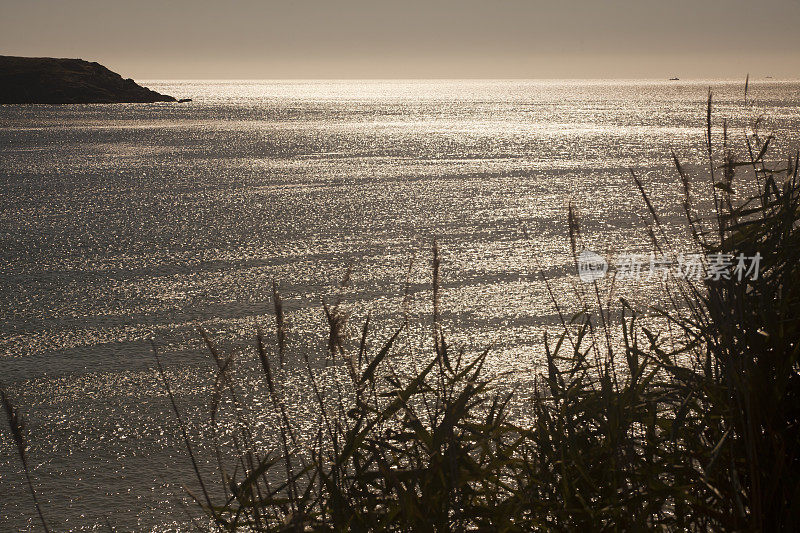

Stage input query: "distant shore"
[{"left": 0, "top": 56, "right": 176, "bottom": 104}]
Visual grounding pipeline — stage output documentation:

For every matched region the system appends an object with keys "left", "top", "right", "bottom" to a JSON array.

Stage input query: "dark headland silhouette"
[{"left": 0, "top": 56, "right": 176, "bottom": 104}]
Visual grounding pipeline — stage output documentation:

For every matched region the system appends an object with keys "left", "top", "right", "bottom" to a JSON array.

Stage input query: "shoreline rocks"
[{"left": 0, "top": 56, "right": 177, "bottom": 104}]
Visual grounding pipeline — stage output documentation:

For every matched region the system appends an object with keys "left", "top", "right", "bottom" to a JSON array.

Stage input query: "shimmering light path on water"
[{"left": 2, "top": 80, "right": 799, "bottom": 530}]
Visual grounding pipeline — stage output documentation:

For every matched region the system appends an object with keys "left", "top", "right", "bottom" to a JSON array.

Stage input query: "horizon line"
[{"left": 136, "top": 76, "right": 790, "bottom": 81}]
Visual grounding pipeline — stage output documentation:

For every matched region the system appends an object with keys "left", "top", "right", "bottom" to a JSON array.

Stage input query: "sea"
[{"left": 2, "top": 79, "right": 800, "bottom": 531}]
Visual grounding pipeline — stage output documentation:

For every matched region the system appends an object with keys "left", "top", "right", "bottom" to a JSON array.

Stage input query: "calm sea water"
[{"left": 2, "top": 80, "right": 800, "bottom": 531}]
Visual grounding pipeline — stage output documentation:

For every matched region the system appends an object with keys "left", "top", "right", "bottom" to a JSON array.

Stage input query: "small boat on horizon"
[{"left": 669, "top": 77, "right": 680, "bottom": 81}]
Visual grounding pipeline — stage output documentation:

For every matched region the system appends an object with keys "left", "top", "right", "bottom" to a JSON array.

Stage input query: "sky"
[{"left": 1, "top": 0, "right": 799, "bottom": 79}]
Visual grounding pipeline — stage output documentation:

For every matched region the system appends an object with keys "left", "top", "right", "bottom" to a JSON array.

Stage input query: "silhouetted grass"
[{"left": 1, "top": 387, "right": 50, "bottom": 532}]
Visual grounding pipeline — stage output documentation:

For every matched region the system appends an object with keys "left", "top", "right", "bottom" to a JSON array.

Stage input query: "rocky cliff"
[{"left": 0, "top": 56, "right": 176, "bottom": 104}]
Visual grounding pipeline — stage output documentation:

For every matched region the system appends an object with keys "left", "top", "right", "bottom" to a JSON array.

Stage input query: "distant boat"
[
  {"left": 766, "top": 76, "right": 774, "bottom": 79},
  {"left": 669, "top": 77, "right": 680, "bottom": 81},
  {"left": 178, "top": 98, "right": 193, "bottom": 103}
]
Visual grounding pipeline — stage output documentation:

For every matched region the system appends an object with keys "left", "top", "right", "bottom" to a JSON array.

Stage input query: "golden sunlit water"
[{"left": 2, "top": 79, "right": 800, "bottom": 531}]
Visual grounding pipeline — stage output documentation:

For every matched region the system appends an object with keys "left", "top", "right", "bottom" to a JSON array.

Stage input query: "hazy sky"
[{"left": 2, "top": 0, "right": 799, "bottom": 79}]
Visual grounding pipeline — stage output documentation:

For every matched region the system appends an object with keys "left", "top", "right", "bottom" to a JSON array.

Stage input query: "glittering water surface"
[{"left": 2, "top": 80, "right": 800, "bottom": 530}]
